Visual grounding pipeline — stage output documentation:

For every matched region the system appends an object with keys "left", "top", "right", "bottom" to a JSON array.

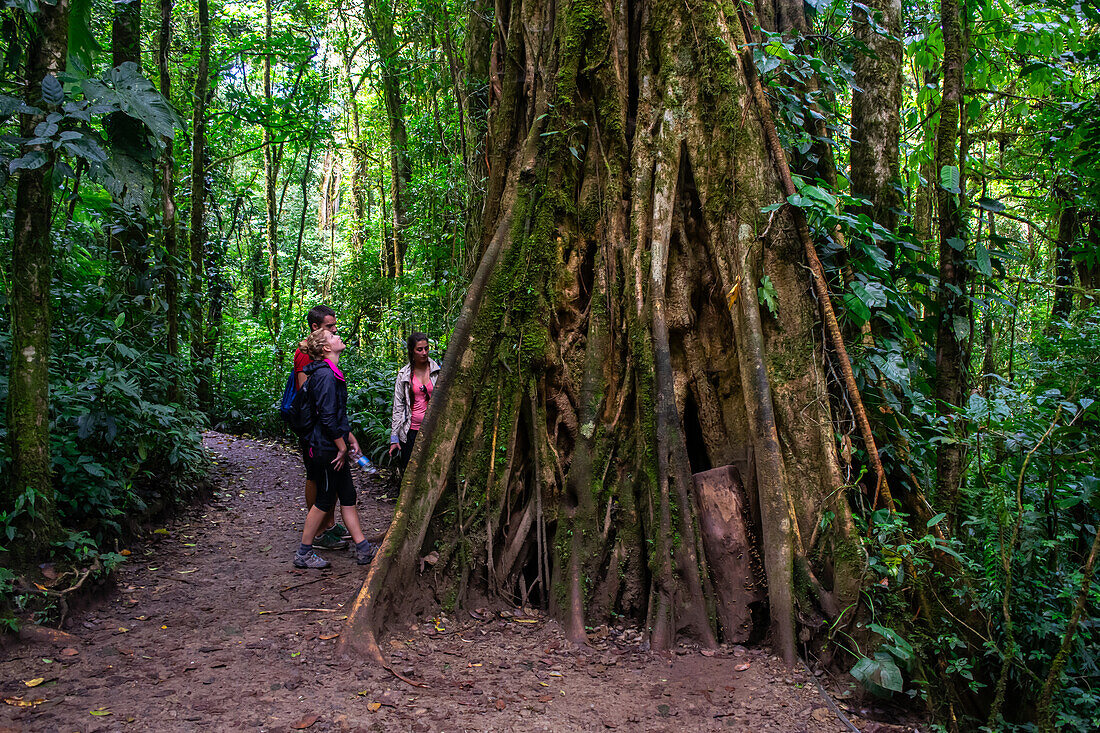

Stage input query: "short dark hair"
[
  {"left": 407, "top": 332, "right": 429, "bottom": 364},
  {"left": 306, "top": 305, "right": 336, "bottom": 329}
]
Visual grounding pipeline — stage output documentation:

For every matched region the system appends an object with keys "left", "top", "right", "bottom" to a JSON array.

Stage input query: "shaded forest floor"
[{"left": 2, "top": 433, "right": 924, "bottom": 732}]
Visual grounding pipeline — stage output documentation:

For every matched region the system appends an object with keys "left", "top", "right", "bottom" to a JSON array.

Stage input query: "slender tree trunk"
[
  {"left": 461, "top": 0, "right": 492, "bottom": 270},
  {"left": 366, "top": 0, "right": 410, "bottom": 277},
  {"left": 7, "top": 0, "right": 70, "bottom": 564},
  {"left": 1078, "top": 214, "right": 1099, "bottom": 291},
  {"left": 1052, "top": 187, "right": 1078, "bottom": 321},
  {"left": 342, "top": 42, "right": 368, "bottom": 252},
  {"left": 263, "top": 0, "right": 281, "bottom": 340},
  {"left": 190, "top": 0, "right": 211, "bottom": 410},
  {"left": 107, "top": 0, "right": 149, "bottom": 282},
  {"left": 934, "top": 0, "right": 968, "bottom": 524},
  {"left": 289, "top": 100, "right": 321, "bottom": 322},
  {"left": 159, "top": 0, "right": 180, "bottom": 402},
  {"left": 342, "top": 0, "right": 860, "bottom": 668},
  {"left": 850, "top": 0, "right": 903, "bottom": 257},
  {"left": 1037, "top": 517, "right": 1100, "bottom": 731},
  {"left": 913, "top": 69, "right": 938, "bottom": 251}
]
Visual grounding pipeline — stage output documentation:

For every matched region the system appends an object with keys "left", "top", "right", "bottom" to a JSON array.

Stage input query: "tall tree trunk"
[
  {"left": 934, "top": 0, "right": 968, "bottom": 524},
  {"left": 1078, "top": 214, "right": 1099, "bottom": 291},
  {"left": 341, "top": 36, "right": 369, "bottom": 252},
  {"left": 7, "top": 0, "right": 70, "bottom": 564},
  {"left": 1051, "top": 187, "right": 1078, "bottom": 321},
  {"left": 159, "top": 0, "right": 180, "bottom": 402},
  {"left": 366, "top": 0, "right": 410, "bottom": 277},
  {"left": 342, "top": 0, "right": 861, "bottom": 668},
  {"left": 263, "top": 0, "right": 281, "bottom": 340},
  {"left": 913, "top": 69, "right": 938, "bottom": 250},
  {"left": 108, "top": 0, "right": 150, "bottom": 283},
  {"left": 190, "top": 0, "right": 212, "bottom": 411},
  {"left": 850, "top": 0, "right": 902, "bottom": 258},
  {"left": 289, "top": 90, "right": 322, "bottom": 322}
]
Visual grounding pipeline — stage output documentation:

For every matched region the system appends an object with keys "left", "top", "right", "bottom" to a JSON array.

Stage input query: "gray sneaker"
[
  {"left": 355, "top": 542, "right": 378, "bottom": 565},
  {"left": 293, "top": 550, "right": 330, "bottom": 569}
]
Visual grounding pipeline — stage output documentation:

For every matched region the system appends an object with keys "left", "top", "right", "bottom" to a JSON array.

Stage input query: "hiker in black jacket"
[{"left": 292, "top": 329, "right": 378, "bottom": 569}]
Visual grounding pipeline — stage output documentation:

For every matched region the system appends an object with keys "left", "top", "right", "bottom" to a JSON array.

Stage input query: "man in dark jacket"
[{"left": 293, "top": 329, "right": 378, "bottom": 569}]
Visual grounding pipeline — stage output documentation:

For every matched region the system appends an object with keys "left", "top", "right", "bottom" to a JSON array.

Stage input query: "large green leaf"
[
  {"left": 82, "top": 63, "right": 184, "bottom": 142},
  {"left": 940, "top": 164, "right": 961, "bottom": 194}
]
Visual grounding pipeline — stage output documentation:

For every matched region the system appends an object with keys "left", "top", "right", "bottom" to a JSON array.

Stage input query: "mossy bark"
[
  {"left": 344, "top": 0, "right": 862, "bottom": 664},
  {"left": 934, "top": 0, "right": 968, "bottom": 526},
  {"left": 850, "top": 0, "right": 903, "bottom": 259},
  {"left": 7, "top": 0, "right": 70, "bottom": 564}
]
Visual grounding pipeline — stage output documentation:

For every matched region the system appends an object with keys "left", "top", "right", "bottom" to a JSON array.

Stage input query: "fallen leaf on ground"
[
  {"left": 366, "top": 702, "right": 382, "bottom": 712},
  {"left": 120, "top": 549, "right": 131, "bottom": 556},
  {"left": 90, "top": 708, "right": 112, "bottom": 716},
  {"left": 734, "top": 662, "right": 751, "bottom": 671},
  {"left": 23, "top": 678, "right": 44, "bottom": 687},
  {"left": 177, "top": 569, "right": 197, "bottom": 574},
  {"left": 61, "top": 648, "right": 78, "bottom": 657},
  {"left": 495, "top": 699, "right": 506, "bottom": 710},
  {"left": 154, "top": 529, "right": 169, "bottom": 535},
  {"left": 701, "top": 649, "right": 716, "bottom": 657},
  {"left": 319, "top": 633, "right": 339, "bottom": 640},
  {"left": 538, "top": 695, "right": 553, "bottom": 703},
  {"left": 117, "top": 627, "right": 129, "bottom": 633},
  {"left": 292, "top": 713, "right": 320, "bottom": 729},
  {"left": 4, "top": 697, "right": 46, "bottom": 708}
]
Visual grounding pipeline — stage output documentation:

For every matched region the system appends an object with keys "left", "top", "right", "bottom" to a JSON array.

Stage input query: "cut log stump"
[{"left": 693, "top": 465, "right": 765, "bottom": 643}]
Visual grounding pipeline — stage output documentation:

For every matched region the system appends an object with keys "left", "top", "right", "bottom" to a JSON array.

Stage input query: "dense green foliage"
[{"left": 1, "top": 0, "right": 1098, "bottom": 727}]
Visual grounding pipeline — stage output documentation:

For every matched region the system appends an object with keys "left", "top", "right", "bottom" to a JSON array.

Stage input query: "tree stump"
[{"left": 693, "top": 465, "right": 765, "bottom": 643}]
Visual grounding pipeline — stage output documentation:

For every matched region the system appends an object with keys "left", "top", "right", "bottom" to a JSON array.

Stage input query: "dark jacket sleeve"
[{"left": 312, "top": 370, "right": 345, "bottom": 440}]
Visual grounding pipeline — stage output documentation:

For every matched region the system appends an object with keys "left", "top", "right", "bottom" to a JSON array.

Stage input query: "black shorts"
[
  {"left": 300, "top": 442, "right": 324, "bottom": 484},
  {"left": 307, "top": 455, "right": 356, "bottom": 512}
]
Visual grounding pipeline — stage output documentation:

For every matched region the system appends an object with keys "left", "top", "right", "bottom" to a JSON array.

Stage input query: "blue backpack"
[
  {"left": 279, "top": 371, "right": 299, "bottom": 421},
  {"left": 280, "top": 371, "right": 315, "bottom": 437}
]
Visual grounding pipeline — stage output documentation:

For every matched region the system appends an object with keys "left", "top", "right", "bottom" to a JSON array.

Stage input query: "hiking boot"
[
  {"left": 332, "top": 522, "right": 350, "bottom": 539},
  {"left": 293, "top": 550, "right": 330, "bottom": 569},
  {"left": 314, "top": 527, "right": 349, "bottom": 550},
  {"left": 355, "top": 542, "right": 378, "bottom": 565}
]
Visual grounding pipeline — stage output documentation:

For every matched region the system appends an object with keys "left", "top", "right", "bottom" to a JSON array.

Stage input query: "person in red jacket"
[
  {"left": 292, "top": 305, "right": 346, "bottom": 550},
  {"left": 293, "top": 329, "right": 377, "bottom": 569}
]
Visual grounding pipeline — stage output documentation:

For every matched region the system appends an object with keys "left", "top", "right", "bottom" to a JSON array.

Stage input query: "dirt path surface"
[{"left": 2, "top": 433, "right": 920, "bottom": 732}]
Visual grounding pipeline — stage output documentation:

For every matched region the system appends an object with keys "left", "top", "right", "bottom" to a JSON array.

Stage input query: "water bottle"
[{"left": 356, "top": 455, "right": 379, "bottom": 475}]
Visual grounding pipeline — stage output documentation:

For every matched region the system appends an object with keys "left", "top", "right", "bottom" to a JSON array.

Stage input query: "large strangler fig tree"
[{"left": 342, "top": 0, "right": 866, "bottom": 665}]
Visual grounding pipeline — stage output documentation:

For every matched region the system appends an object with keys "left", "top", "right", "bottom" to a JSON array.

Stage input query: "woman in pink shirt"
[{"left": 388, "top": 332, "right": 441, "bottom": 474}]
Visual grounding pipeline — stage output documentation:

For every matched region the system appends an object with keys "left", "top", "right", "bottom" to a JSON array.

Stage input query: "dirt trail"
[{"left": 2, "top": 432, "right": 919, "bottom": 732}]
